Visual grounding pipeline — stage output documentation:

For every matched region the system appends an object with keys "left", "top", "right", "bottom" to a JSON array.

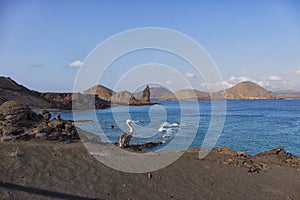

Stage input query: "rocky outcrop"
[
  {"left": 39, "top": 110, "right": 51, "bottom": 121},
  {"left": 0, "top": 76, "right": 110, "bottom": 110},
  {"left": 113, "top": 141, "right": 163, "bottom": 151},
  {"left": 0, "top": 101, "right": 81, "bottom": 142},
  {"left": 111, "top": 91, "right": 135, "bottom": 105},
  {"left": 140, "top": 85, "right": 150, "bottom": 103},
  {"left": 33, "top": 114, "right": 79, "bottom": 141},
  {"left": 41, "top": 93, "right": 110, "bottom": 110},
  {"left": 211, "top": 146, "right": 299, "bottom": 173},
  {"left": 0, "top": 97, "right": 7, "bottom": 105},
  {"left": 40, "top": 92, "right": 73, "bottom": 109},
  {"left": 111, "top": 85, "right": 157, "bottom": 106},
  {"left": 0, "top": 101, "right": 42, "bottom": 136},
  {"left": 0, "top": 77, "right": 55, "bottom": 108}
]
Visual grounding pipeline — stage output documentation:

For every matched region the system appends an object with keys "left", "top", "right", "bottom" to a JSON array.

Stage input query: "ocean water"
[{"left": 53, "top": 100, "right": 300, "bottom": 157}]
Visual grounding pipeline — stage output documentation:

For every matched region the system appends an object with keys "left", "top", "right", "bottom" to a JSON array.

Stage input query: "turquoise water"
[{"left": 53, "top": 100, "right": 300, "bottom": 157}]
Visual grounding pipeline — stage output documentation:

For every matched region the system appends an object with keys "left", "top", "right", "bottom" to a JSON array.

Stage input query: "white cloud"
[
  {"left": 268, "top": 75, "right": 282, "bottom": 81},
  {"left": 228, "top": 76, "right": 250, "bottom": 82},
  {"left": 221, "top": 76, "right": 252, "bottom": 88},
  {"left": 69, "top": 60, "right": 84, "bottom": 67},
  {"left": 282, "top": 71, "right": 288, "bottom": 74},
  {"left": 185, "top": 72, "right": 196, "bottom": 78},
  {"left": 202, "top": 72, "right": 300, "bottom": 92},
  {"left": 257, "top": 80, "right": 270, "bottom": 87},
  {"left": 166, "top": 80, "right": 172, "bottom": 85}
]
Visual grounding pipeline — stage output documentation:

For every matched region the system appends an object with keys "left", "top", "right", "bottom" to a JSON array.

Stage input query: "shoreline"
[
  {"left": 1, "top": 138, "right": 299, "bottom": 158},
  {"left": 0, "top": 139, "right": 299, "bottom": 199}
]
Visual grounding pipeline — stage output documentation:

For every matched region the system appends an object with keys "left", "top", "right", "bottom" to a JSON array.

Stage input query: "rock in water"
[
  {"left": 141, "top": 85, "right": 150, "bottom": 103},
  {"left": 111, "top": 85, "right": 156, "bottom": 106}
]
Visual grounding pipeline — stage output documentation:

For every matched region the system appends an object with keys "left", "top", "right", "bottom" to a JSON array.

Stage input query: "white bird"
[{"left": 119, "top": 119, "right": 135, "bottom": 147}]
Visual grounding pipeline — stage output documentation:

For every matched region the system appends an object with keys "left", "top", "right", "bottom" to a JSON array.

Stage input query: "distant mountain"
[
  {"left": 0, "top": 77, "right": 290, "bottom": 110},
  {"left": 275, "top": 90, "right": 296, "bottom": 94},
  {"left": 165, "top": 89, "right": 211, "bottom": 100},
  {"left": 275, "top": 90, "right": 300, "bottom": 99},
  {"left": 136, "top": 81, "right": 278, "bottom": 100},
  {"left": 83, "top": 85, "right": 115, "bottom": 101},
  {"left": 213, "top": 81, "right": 277, "bottom": 100},
  {"left": 134, "top": 87, "right": 174, "bottom": 100}
]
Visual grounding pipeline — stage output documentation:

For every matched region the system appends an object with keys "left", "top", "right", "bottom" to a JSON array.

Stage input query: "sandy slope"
[{"left": 0, "top": 140, "right": 299, "bottom": 200}]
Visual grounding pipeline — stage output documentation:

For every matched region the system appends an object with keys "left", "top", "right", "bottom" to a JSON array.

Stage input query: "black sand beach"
[{"left": 0, "top": 140, "right": 299, "bottom": 200}]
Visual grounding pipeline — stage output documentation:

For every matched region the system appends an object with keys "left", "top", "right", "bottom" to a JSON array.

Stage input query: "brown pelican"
[{"left": 119, "top": 119, "right": 135, "bottom": 147}]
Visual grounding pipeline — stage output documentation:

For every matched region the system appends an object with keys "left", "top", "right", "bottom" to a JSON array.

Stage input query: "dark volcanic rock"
[
  {"left": 33, "top": 121, "right": 53, "bottom": 135},
  {"left": 211, "top": 146, "right": 299, "bottom": 173},
  {"left": 40, "top": 92, "right": 73, "bottom": 109},
  {"left": 0, "top": 101, "right": 81, "bottom": 142},
  {"left": 0, "top": 97, "right": 7, "bottom": 106},
  {"left": 41, "top": 92, "right": 110, "bottom": 110},
  {"left": 130, "top": 141, "right": 163, "bottom": 149},
  {"left": 0, "top": 77, "right": 56, "bottom": 108},
  {"left": 0, "top": 76, "right": 110, "bottom": 110},
  {"left": 72, "top": 93, "right": 110, "bottom": 110},
  {"left": 39, "top": 110, "right": 52, "bottom": 121},
  {"left": 114, "top": 141, "right": 163, "bottom": 151},
  {"left": 0, "top": 101, "right": 42, "bottom": 135}
]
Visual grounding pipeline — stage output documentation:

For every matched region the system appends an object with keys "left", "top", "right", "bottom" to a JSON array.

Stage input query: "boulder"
[
  {"left": 39, "top": 110, "right": 52, "bottom": 121},
  {"left": 0, "top": 101, "right": 41, "bottom": 127},
  {"left": 0, "top": 101, "right": 42, "bottom": 135},
  {"left": 48, "top": 115, "right": 64, "bottom": 129},
  {"left": 33, "top": 121, "right": 53, "bottom": 135},
  {"left": 213, "top": 146, "right": 238, "bottom": 155},
  {"left": 0, "top": 101, "right": 81, "bottom": 142},
  {"left": 1, "top": 126, "right": 24, "bottom": 136},
  {"left": 255, "top": 147, "right": 288, "bottom": 158}
]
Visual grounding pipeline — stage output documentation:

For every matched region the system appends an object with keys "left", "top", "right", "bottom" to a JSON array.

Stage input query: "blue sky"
[{"left": 0, "top": 0, "right": 300, "bottom": 92}]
